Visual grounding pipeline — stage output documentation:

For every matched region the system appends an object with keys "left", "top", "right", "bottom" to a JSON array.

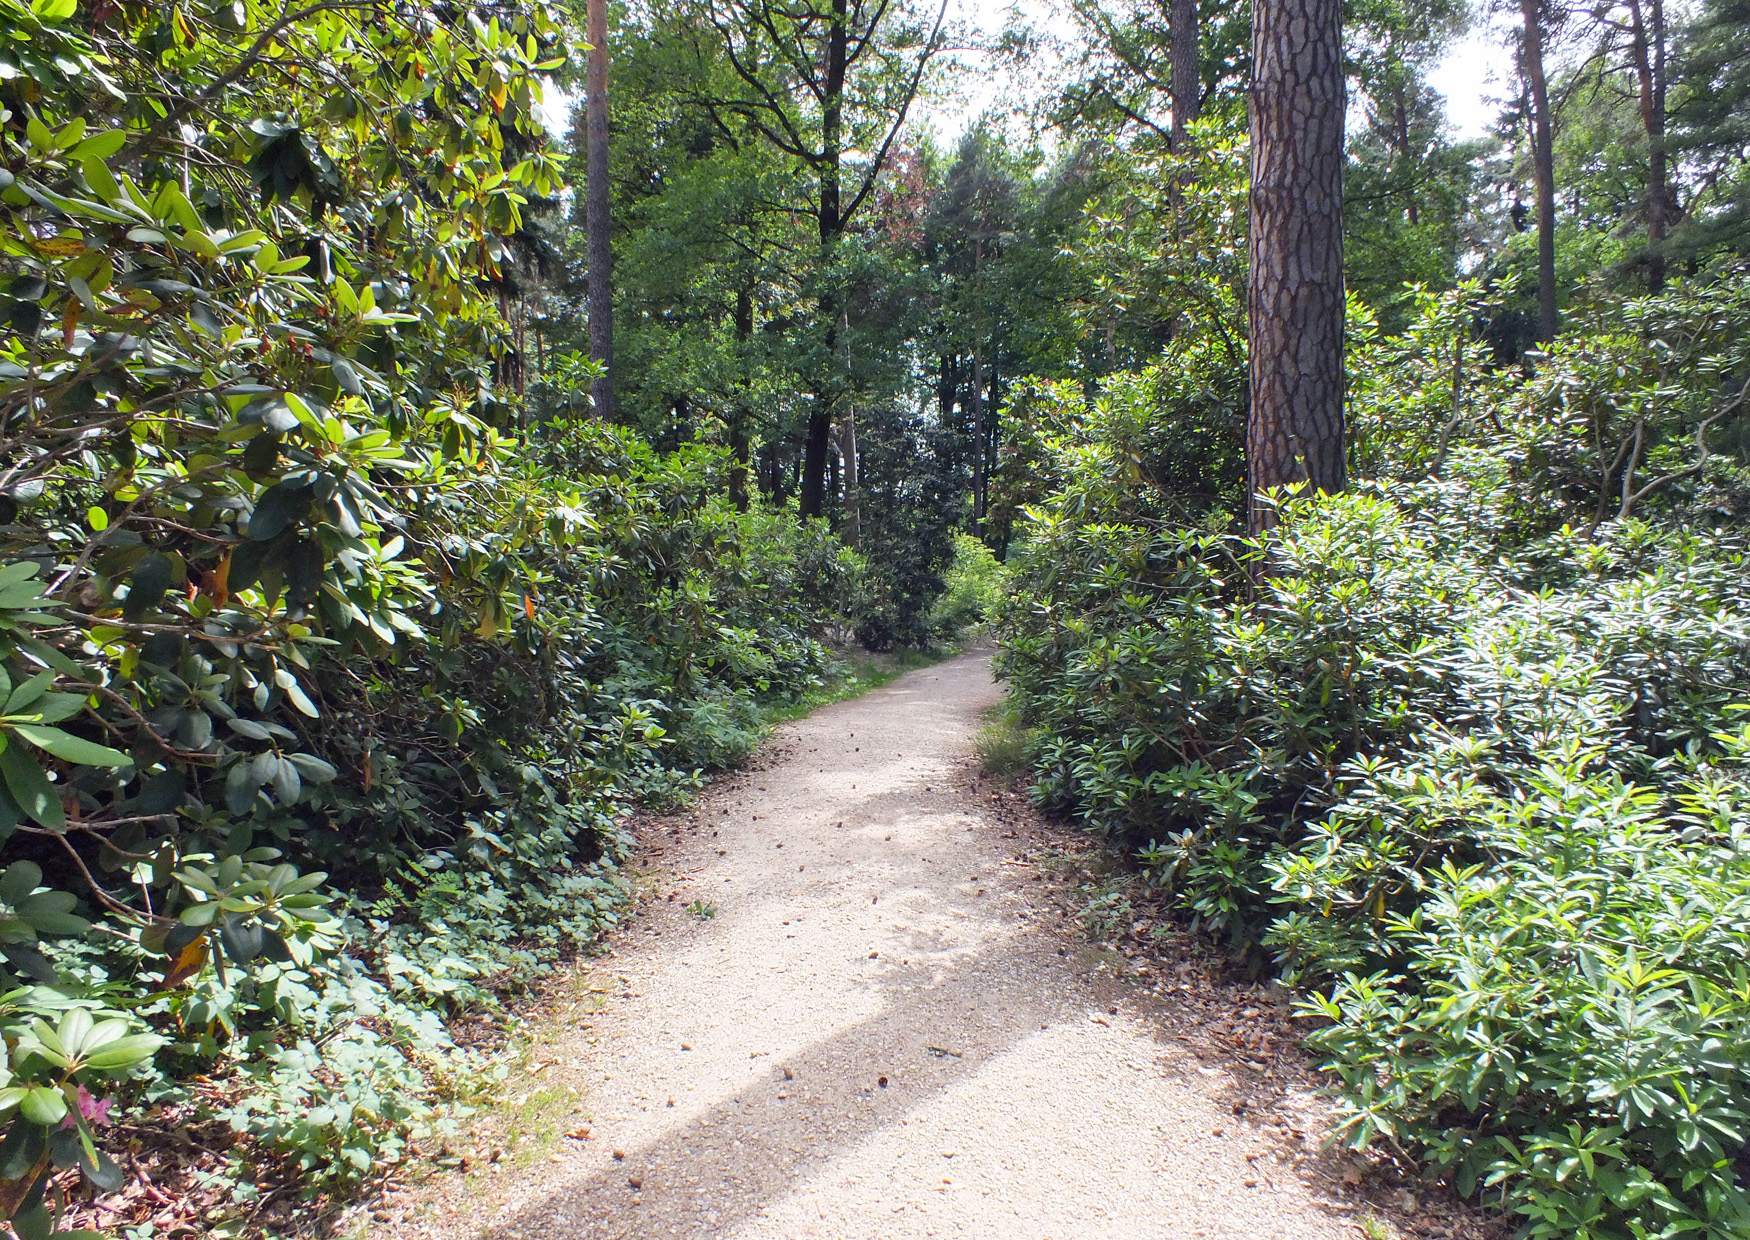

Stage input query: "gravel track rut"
[{"left": 372, "top": 652, "right": 1424, "bottom": 1239}]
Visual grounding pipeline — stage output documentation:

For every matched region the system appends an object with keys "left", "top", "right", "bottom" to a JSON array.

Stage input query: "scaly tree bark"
[
  {"left": 1170, "top": 0, "right": 1199, "bottom": 151},
  {"left": 1166, "top": 0, "right": 1199, "bottom": 229},
  {"left": 586, "top": 0, "right": 615, "bottom": 416},
  {"left": 1246, "top": 0, "right": 1346, "bottom": 531},
  {"left": 1519, "top": 0, "right": 1559, "bottom": 341}
]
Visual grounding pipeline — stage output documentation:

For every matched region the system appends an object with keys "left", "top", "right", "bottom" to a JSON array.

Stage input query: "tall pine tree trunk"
[
  {"left": 1170, "top": 0, "right": 1200, "bottom": 151},
  {"left": 585, "top": 0, "right": 614, "bottom": 416},
  {"left": 1247, "top": 0, "right": 1346, "bottom": 532},
  {"left": 1520, "top": 0, "right": 1559, "bottom": 341},
  {"left": 1168, "top": 0, "right": 1199, "bottom": 291}
]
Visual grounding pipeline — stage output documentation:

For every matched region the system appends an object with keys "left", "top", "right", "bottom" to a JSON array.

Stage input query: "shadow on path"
[{"left": 478, "top": 930, "right": 1100, "bottom": 1237}]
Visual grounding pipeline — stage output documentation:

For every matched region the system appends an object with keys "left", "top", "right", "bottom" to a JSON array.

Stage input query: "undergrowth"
[
  {"left": 758, "top": 646, "right": 956, "bottom": 727},
  {"left": 996, "top": 277, "right": 1750, "bottom": 1239},
  {"left": 974, "top": 702, "right": 1033, "bottom": 779}
]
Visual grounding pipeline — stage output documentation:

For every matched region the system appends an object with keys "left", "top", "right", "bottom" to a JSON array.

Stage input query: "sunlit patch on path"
[{"left": 374, "top": 653, "right": 1389, "bottom": 1239}]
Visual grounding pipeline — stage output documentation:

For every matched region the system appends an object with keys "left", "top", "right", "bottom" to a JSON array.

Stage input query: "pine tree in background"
[{"left": 1669, "top": 0, "right": 1750, "bottom": 260}]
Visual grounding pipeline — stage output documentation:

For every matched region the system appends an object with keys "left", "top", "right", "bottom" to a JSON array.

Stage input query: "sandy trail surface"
[{"left": 371, "top": 652, "right": 1460, "bottom": 1240}]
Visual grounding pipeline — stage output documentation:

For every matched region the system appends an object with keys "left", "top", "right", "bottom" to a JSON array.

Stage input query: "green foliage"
[
  {"left": 998, "top": 275, "right": 1750, "bottom": 1237},
  {"left": 0, "top": 0, "right": 859, "bottom": 1225},
  {"left": 1063, "top": 110, "right": 1250, "bottom": 378},
  {"left": 1669, "top": 0, "right": 1750, "bottom": 260},
  {"left": 992, "top": 336, "right": 1246, "bottom": 541},
  {"left": 1301, "top": 736, "right": 1750, "bottom": 1238},
  {"left": 927, "top": 533, "right": 1006, "bottom": 638},
  {"left": 848, "top": 416, "right": 961, "bottom": 651}
]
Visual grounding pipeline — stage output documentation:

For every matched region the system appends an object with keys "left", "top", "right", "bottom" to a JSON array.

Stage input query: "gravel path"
[{"left": 370, "top": 651, "right": 1459, "bottom": 1239}]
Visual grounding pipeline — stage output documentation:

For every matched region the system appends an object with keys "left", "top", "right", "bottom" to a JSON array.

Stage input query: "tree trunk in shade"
[
  {"left": 1625, "top": 0, "right": 1670, "bottom": 290},
  {"left": 730, "top": 285, "right": 754, "bottom": 511},
  {"left": 799, "top": 0, "right": 848, "bottom": 521},
  {"left": 1520, "top": 0, "right": 1559, "bottom": 341},
  {"left": 585, "top": 0, "right": 614, "bottom": 417},
  {"left": 1170, "top": 0, "right": 1199, "bottom": 151},
  {"left": 1246, "top": 0, "right": 1346, "bottom": 532}
]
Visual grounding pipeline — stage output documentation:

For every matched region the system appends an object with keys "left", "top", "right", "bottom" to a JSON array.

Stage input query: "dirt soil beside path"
[{"left": 363, "top": 651, "right": 1499, "bottom": 1240}]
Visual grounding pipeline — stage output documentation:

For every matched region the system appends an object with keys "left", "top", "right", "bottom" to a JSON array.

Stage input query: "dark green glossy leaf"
[
  {"left": 247, "top": 478, "right": 312, "bottom": 542},
  {"left": 121, "top": 552, "right": 172, "bottom": 622}
]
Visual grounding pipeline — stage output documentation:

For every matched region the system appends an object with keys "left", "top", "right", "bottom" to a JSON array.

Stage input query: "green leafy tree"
[{"left": 673, "top": 0, "right": 950, "bottom": 520}]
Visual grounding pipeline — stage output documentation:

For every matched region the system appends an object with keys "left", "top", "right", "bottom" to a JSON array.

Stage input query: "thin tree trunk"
[
  {"left": 983, "top": 359, "right": 1000, "bottom": 538},
  {"left": 826, "top": 439, "right": 840, "bottom": 515},
  {"left": 800, "top": 0, "right": 848, "bottom": 521},
  {"left": 730, "top": 285, "right": 754, "bottom": 510},
  {"left": 973, "top": 342, "right": 987, "bottom": 531},
  {"left": 515, "top": 296, "right": 527, "bottom": 395},
  {"left": 759, "top": 442, "right": 785, "bottom": 502},
  {"left": 1625, "top": 0, "right": 1669, "bottom": 290},
  {"left": 1520, "top": 0, "right": 1559, "bottom": 341},
  {"left": 586, "top": 0, "right": 614, "bottom": 416},
  {"left": 969, "top": 237, "right": 987, "bottom": 533},
  {"left": 837, "top": 410, "right": 860, "bottom": 547},
  {"left": 1392, "top": 81, "right": 1419, "bottom": 225},
  {"left": 1246, "top": 0, "right": 1346, "bottom": 532}
]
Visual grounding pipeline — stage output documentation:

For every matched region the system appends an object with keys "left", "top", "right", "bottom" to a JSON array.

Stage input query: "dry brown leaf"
[{"left": 162, "top": 935, "right": 209, "bottom": 988}]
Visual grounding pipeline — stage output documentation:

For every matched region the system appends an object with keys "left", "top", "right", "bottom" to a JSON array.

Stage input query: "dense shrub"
[
  {"left": 1302, "top": 734, "right": 1750, "bottom": 1238},
  {"left": 997, "top": 275, "right": 1750, "bottom": 1237},
  {"left": 991, "top": 338, "right": 1246, "bottom": 542},
  {"left": 927, "top": 532, "right": 1006, "bottom": 638},
  {"left": 0, "top": 0, "right": 859, "bottom": 1226},
  {"left": 0, "top": 409, "right": 852, "bottom": 1217}
]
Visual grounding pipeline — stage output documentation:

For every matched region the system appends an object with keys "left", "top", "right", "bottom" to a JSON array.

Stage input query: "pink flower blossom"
[{"left": 74, "top": 1086, "right": 112, "bottom": 1128}]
